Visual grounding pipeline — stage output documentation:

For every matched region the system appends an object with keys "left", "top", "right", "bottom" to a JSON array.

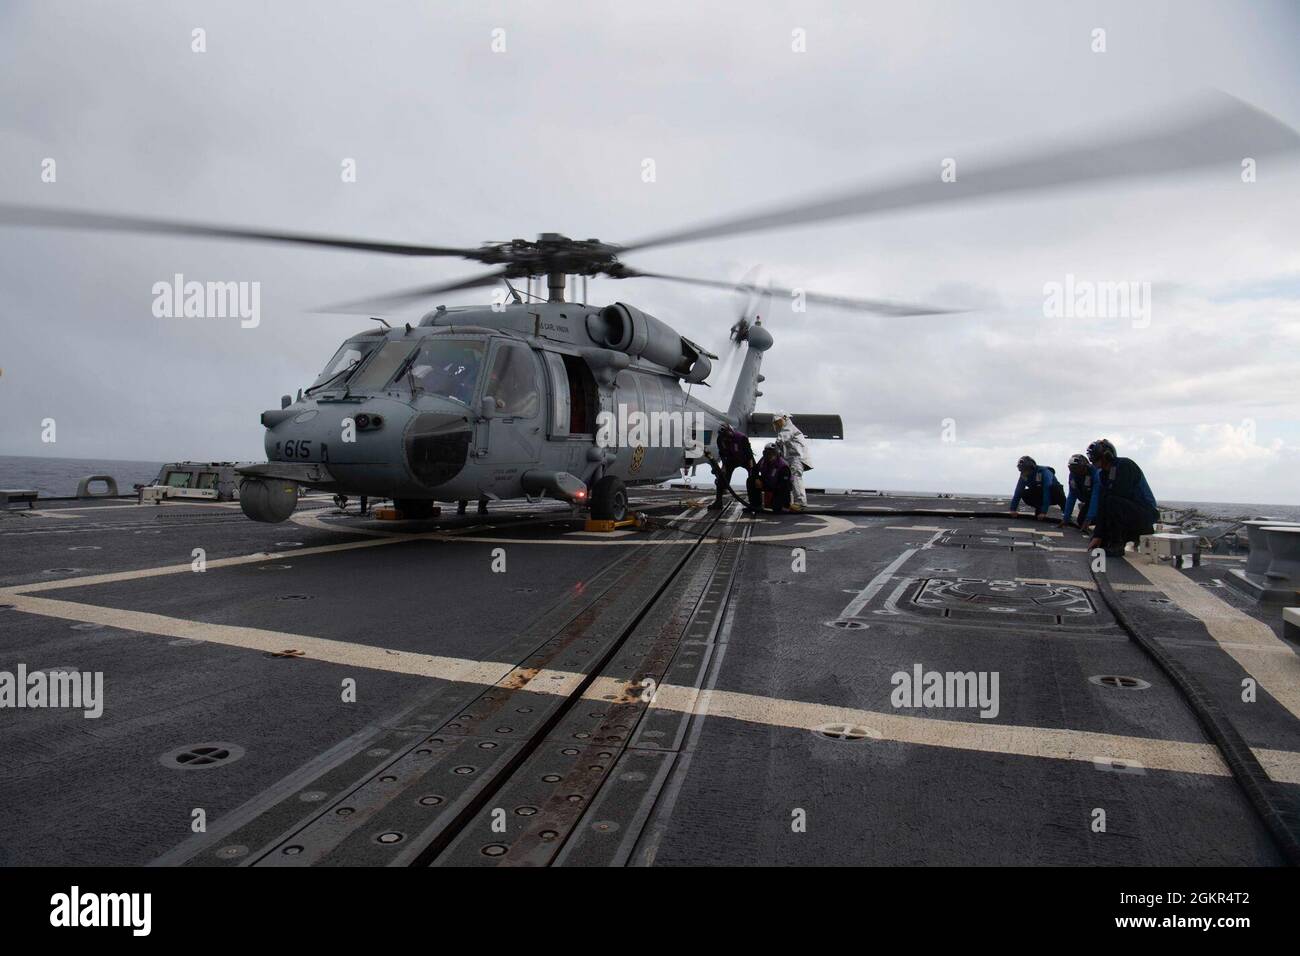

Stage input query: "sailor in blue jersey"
[
  {"left": 1060, "top": 453, "right": 1101, "bottom": 532},
  {"left": 1007, "top": 455, "right": 1066, "bottom": 521},
  {"left": 1085, "top": 439, "right": 1159, "bottom": 557}
]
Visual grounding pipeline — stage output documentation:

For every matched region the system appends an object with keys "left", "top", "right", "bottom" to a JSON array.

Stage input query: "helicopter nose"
[{"left": 263, "top": 399, "right": 412, "bottom": 470}]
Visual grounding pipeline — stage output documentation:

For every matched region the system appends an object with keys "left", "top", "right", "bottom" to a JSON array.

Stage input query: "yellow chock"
[{"left": 583, "top": 512, "right": 645, "bottom": 533}]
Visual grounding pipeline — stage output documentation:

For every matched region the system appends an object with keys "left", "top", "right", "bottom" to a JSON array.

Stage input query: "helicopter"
[{"left": 1, "top": 91, "right": 1296, "bottom": 523}]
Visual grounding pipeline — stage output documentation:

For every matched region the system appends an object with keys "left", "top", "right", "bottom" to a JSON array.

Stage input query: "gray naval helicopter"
[{"left": 3, "top": 91, "right": 1296, "bottom": 523}]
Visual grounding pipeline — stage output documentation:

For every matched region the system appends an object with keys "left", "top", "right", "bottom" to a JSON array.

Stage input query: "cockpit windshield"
[
  {"left": 310, "top": 339, "right": 377, "bottom": 389},
  {"left": 406, "top": 338, "right": 486, "bottom": 406}
]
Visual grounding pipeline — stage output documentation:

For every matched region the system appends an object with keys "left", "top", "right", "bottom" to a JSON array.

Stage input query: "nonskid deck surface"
[{"left": 1, "top": 490, "right": 1298, "bottom": 866}]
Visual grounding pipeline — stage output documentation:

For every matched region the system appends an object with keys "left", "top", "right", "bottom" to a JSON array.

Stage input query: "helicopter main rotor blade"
[
  {"left": 313, "top": 269, "right": 510, "bottom": 314},
  {"left": 620, "top": 268, "right": 959, "bottom": 317},
  {"left": 0, "top": 203, "right": 482, "bottom": 259},
  {"left": 620, "top": 91, "right": 1300, "bottom": 254}
]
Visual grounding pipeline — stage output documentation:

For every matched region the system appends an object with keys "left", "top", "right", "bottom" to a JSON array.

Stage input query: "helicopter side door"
[
  {"left": 540, "top": 350, "right": 597, "bottom": 477},
  {"left": 476, "top": 340, "right": 545, "bottom": 493}
]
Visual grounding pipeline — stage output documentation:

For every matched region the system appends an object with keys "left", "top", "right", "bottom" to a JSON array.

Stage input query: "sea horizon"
[{"left": 3, "top": 453, "right": 1296, "bottom": 520}]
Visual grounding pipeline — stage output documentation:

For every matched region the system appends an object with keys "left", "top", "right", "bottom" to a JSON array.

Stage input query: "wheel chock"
[{"left": 583, "top": 512, "right": 646, "bottom": 533}]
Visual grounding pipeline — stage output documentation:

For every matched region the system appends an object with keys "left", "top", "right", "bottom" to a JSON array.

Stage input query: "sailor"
[
  {"left": 773, "top": 412, "right": 812, "bottom": 511},
  {"left": 705, "top": 422, "right": 757, "bottom": 509},
  {"left": 1086, "top": 439, "right": 1158, "bottom": 557},
  {"left": 1007, "top": 455, "right": 1065, "bottom": 520},
  {"left": 756, "top": 443, "right": 794, "bottom": 513},
  {"left": 1060, "top": 453, "right": 1101, "bottom": 531}
]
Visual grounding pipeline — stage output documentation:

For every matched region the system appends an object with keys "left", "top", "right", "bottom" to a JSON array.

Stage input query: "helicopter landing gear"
[
  {"left": 332, "top": 494, "right": 348, "bottom": 512},
  {"left": 457, "top": 499, "right": 468, "bottom": 515},
  {"left": 477, "top": 497, "right": 489, "bottom": 515},
  {"left": 590, "top": 475, "right": 628, "bottom": 522},
  {"left": 394, "top": 498, "right": 436, "bottom": 520}
]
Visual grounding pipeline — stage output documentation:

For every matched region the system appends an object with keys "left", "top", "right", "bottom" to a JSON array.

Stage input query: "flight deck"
[{"left": 2, "top": 489, "right": 1298, "bottom": 866}]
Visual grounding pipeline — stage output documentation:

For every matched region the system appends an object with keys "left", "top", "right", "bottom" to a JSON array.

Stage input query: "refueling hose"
[
  {"left": 1089, "top": 563, "right": 1300, "bottom": 865},
  {"left": 742, "top": 500, "right": 1300, "bottom": 862}
]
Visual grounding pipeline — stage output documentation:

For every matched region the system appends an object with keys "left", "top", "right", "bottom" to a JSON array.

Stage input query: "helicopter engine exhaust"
[{"left": 591, "top": 303, "right": 712, "bottom": 384}]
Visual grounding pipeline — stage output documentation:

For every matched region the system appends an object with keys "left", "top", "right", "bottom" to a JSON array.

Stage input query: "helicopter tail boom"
[{"left": 725, "top": 321, "right": 773, "bottom": 424}]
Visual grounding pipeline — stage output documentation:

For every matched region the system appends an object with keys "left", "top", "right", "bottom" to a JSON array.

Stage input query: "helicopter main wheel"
[
  {"left": 394, "top": 498, "right": 436, "bottom": 520},
  {"left": 590, "top": 476, "right": 628, "bottom": 522}
]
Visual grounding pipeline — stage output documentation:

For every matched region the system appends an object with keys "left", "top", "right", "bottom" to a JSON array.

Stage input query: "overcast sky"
[{"left": 1, "top": 0, "right": 1297, "bottom": 504}]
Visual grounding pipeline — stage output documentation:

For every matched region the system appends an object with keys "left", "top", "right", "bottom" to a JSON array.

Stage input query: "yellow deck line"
[
  {"left": 1134, "top": 562, "right": 1300, "bottom": 722},
  {"left": 5, "top": 592, "right": 1298, "bottom": 784}
]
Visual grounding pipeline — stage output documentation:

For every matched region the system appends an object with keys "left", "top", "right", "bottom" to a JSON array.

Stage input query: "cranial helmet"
[
  {"left": 1016, "top": 455, "right": 1037, "bottom": 472},
  {"left": 1086, "top": 439, "right": 1117, "bottom": 464},
  {"left": 1068, "top": 453, "right": 1089, "bottom": 471}
]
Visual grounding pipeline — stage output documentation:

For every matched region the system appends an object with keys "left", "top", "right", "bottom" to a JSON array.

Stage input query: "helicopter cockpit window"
[
  {"left": 407, "top": 339, "right": 486, "bottom": 407},
  {"left": 311, "top": 340, "right": 376, "bottom": 388},
  {"left": 485, "top": 342, "right": 541, "bottom": 418},
  {"left": 348, "top": 341, "right": 418, "bottom": 392}
]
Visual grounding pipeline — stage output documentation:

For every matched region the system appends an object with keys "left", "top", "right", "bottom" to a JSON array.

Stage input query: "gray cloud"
[{"left": 1, "top": 0, "right": 1298, "bottom": 503}]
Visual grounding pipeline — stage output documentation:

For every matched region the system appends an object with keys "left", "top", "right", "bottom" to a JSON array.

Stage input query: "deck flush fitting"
[
  {"left": 1090, "top": 674, "right": 1152, "bottom": 690},
  {"left": 815, "top": 722, "right": 877, "bottom": 741},
  {"left": 826, "top": 619, "right": 868, "bottom": 629},
  {"left": 160, "top": 742, "right": 246, "bottom": 770}
]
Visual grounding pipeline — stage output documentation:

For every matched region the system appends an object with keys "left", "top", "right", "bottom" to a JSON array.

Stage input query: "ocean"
[
  {"left": 2, "top": 455, "right": 1298, "bottom": 522},
  {"left": 0, "top": 455, "right": 167, "bottom": 498}
]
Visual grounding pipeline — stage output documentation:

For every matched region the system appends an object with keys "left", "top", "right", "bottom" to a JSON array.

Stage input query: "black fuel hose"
[
  {"left": 809, "top": 503, "right": 1300, "bottom": 861},
  {"left": 805, "top": 507, "right": 1048, "bottom": 519},
  {"left": 1090, "top": 562, "right": 1300, "bottom": 865}
]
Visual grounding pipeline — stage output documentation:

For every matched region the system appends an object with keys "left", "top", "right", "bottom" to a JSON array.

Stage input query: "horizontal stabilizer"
[{"left": 748, "top": 413, "right": 844, "bottom": 440}]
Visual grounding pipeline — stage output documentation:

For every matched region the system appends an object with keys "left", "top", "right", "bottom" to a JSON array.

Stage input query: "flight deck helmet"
[
  {"left": 1016, "top": 455, "right": 1037, "bottom": 476},
  {"left": 1086, "top": 439, "right": 1117, "bottom": 465},
  {"left": 1067, "top": 453, "right": 1089, "bottom": 474}
]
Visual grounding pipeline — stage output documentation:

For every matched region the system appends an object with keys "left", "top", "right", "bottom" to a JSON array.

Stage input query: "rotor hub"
[{"left": 476, "top": 234, "right": 625, "bottom": 279}]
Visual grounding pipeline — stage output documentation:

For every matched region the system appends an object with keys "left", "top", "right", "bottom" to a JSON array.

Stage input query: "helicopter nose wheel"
[{"left": 590, "top": 476, "right": 628, "bottom": 522}]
